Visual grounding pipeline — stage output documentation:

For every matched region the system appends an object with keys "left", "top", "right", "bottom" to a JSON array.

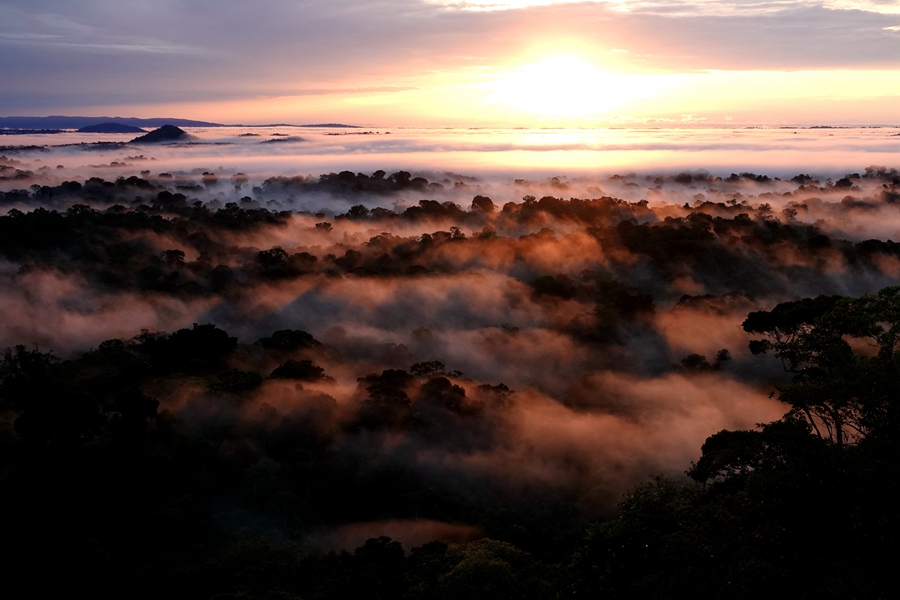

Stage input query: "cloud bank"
[{"left": 3, "top": 132, "right": 899, "bottom": 542}]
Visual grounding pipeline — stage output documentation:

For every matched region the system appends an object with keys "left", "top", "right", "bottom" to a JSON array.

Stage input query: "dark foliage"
[
  {"left": 2, "top": 168, "right": 899, "bottom": 598},
  {"left": 569, "top": 286, "right": 900, "bottom": 599},
  {"left": 1, "top": 322, "right": 574, "bottom": 599}
]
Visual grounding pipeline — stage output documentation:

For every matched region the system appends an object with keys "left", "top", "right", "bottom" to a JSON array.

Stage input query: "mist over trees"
[{"left": 1, "top": 161, "right": 899, "bottom": 598}]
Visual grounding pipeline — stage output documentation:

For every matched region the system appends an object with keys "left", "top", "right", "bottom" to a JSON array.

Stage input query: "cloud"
[
  {"left": 426, "top": 0, "right": 900, "bottom": 17},
  {"left": 825, "top": 0, "right": 900, "bottom": 15},
  {"left": 0, "top": 37, "right": 197, "bottom": 54},
  {"left": 1, "top": 1, "right": 898, "bottom": 117},
  {"left": 4, "top": 132, "right": 900, "bottom": 527}
]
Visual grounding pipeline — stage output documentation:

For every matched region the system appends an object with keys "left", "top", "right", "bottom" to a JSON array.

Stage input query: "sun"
[{"left": 487, "top": 55, "right": 664, "bottom": 118}]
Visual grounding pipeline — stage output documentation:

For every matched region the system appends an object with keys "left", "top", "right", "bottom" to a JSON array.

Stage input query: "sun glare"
[{"left": 488, "top": 56, "right": 666, "bottom": 118}]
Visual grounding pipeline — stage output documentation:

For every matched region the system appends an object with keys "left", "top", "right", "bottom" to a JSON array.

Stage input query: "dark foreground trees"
[
  {"left": 1, "top": 288, "right": 898, "bottom": 599},
  {"left": 570, "top": 286, "right": 900, "bottom": 599}
]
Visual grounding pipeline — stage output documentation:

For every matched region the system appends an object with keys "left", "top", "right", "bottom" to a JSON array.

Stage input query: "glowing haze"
[{"left": 1, "top": 0, "right": 898, "bottom": 125}]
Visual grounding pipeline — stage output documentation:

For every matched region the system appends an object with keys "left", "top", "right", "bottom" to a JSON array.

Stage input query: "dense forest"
[{"left": 1, "top": 164, "right": 899, "bottom": 598}]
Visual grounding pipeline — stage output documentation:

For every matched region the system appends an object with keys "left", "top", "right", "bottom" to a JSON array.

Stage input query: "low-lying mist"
[{"left": 2, "top": 129, "right": 900, "bottom": 559}]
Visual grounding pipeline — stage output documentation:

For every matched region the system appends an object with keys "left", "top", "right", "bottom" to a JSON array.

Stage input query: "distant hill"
[
  {"left": 260, "top": 136, "right": 306, "bottom": 143},
  {"left": 0, "top": 116, "right": 222, "bottom": 129},
  {"left": 0, "top": 129, "right": 62, "bottom": 135},
  {"left": 77, "top": 122, "right": 147, "bottom": 134},
  {"left": 130, "top": 125, "right": 190, "bottom": 144}
]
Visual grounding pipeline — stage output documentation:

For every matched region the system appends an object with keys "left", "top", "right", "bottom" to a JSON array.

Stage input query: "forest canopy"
[{"left": 1, "top": 163, "right": 898, "bottom": 598}]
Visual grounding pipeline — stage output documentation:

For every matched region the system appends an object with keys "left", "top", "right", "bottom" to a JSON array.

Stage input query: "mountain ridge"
[
  {"left": 2, "top": 117, "right": 363, "bottom": 129},
  {"left": 1, "top": 116, "right": 222, "bottom": 129}
]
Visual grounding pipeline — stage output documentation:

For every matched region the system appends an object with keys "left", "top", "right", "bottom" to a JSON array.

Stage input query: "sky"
[{"left": 1, "top": 0, "right": 899, "bottom": 126}]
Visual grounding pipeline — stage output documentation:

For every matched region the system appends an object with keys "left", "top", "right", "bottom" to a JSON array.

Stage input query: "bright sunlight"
[{"left": 487, "top": 56, "right": 670, "bottom": 118}]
